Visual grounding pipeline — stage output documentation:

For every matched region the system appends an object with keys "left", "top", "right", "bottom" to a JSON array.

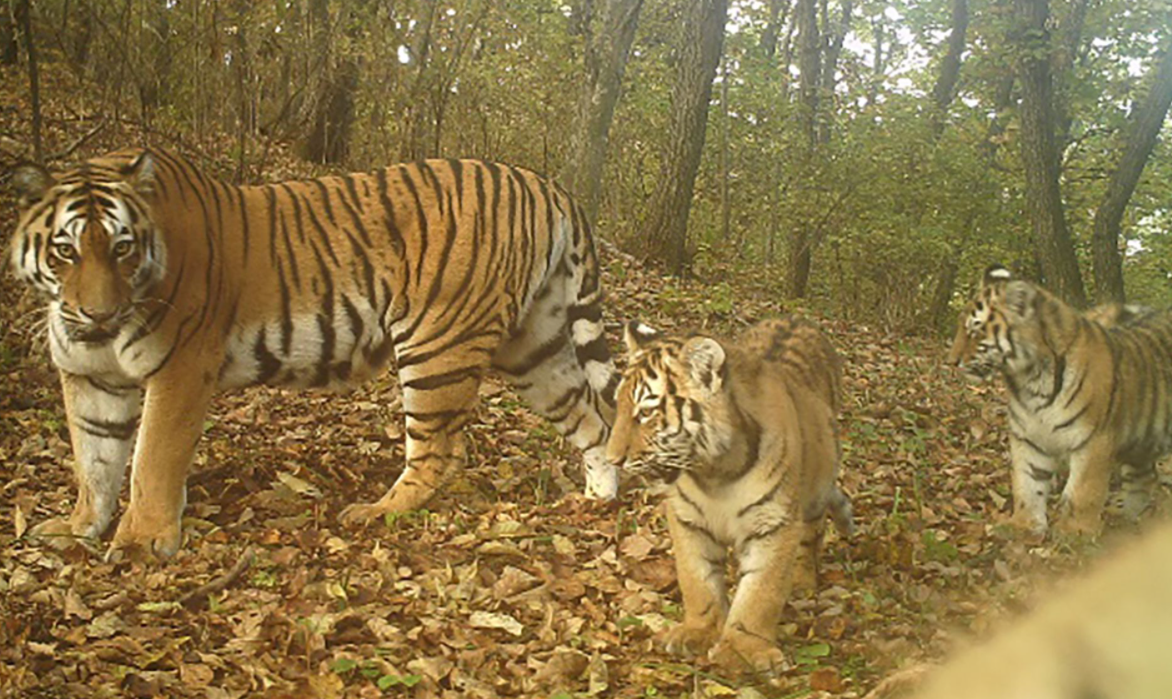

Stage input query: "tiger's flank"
[
  {"left": 7, "top": 148, "right": 619, "bottom": 557},
  {"left": 948, "top": 264, "right": 1172, "bottom": 537},
  {"left": 607, "top": 318, "right": 853, "bottom": 674}
]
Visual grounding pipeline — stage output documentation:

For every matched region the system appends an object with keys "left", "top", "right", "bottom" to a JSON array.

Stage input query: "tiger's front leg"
[
  {"left": 32, "top": 372, "right": 142, "bottom": 544},
  {"left": 1055, "top": 436, "right": 1113, "bottom": 537},
  {"left": 1007, "top": 433, "right": 1059, "bottom": 537},
  {"left": 108, "top": 360, "right": 217, "bottom": 557},
  {"left": 662, "top": 496, "right": 728, "bottom": 657},
  {"left": 708, "top": 522, "right": 802, "bottom": 675}
]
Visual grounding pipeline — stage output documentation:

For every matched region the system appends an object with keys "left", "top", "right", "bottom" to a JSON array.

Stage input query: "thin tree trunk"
[
  {"left": 638, "top": 0, "right": 727, "bottom": 276},
  {"left": 719, "top": 54, "right": 730, "bottom": 246},
  {"left": 1013, "top": 0, "right": 1086, "bottom": 306},
  {"left": 930, "top": 0, "right": 968, "bottom": 136},
  {"left": 787, "top": 0, "right": 819, "bottom": 298},
  {"left": 817, "top": 0, "right": 851, "bottom": 144},
  {"left": 760, "top": 0, "right": 789, "bottom": 60},
  {"left": 1091, "top": 36, "right": 1172, "bottom": 303},
  {"left": 18, "top": 0, "right": 41, "bottom": 161},
  {"left": 2, "top": 0, "right": 19, "bottom": 65},
  {"left": 561, "top": 0, "right": 643, "bottom": 227},
  {"left": 400, "top": 2, "right": 439, "bottom": 161}
]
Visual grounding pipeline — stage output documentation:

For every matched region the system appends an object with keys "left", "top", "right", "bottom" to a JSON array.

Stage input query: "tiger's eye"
[
  {"left": 54, "top": 243, "right": 77, "bottom": 262},
  {"left": 113, "top": 240, "right": 134, "bottom": 257}
]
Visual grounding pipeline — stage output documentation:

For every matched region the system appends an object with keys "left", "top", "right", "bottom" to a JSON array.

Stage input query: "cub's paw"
[
  {"left": 661, "top": 623, "right": 720, "bottom": 657},
  {"left": 1053, "top": 512, "right": 1102, "bottom": 539},
  {"left": 339, "top": 502, "right": 390, "bottom": 527},
  {"left": 29, "top": 517, "right": 99, "bottom": 551},
  {"left": 708, "top": 630, "right": 789, "bottom": 675},
  {"left": 108, "top": 515, "right": 182, "bottom": 559},
  {"left": 1003, "top": 510, "right": 1047, "bottom": 543}
]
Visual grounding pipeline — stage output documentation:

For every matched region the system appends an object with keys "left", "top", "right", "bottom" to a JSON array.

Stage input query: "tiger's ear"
[
  {"left": 1003, "top": 280, "right": 1037, "bottom": 319},
  {"left": 982, "top": 264, "right": 1012, "bottom": 287},
  {"left": 123, "top": 151, "right": 158, "bottom": 194},
  {"left": 683, "top": 337, "right": 725, "bottom": 394},
  {"left": 624, "top": 321, "right": 660, "bottom": 353},
  {"left": 10, "top": 163, "right": 54, "bottom": 207}
]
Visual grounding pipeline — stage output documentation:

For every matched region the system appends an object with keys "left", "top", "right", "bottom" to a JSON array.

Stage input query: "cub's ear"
[
  {"left": 1003, "top": 280, "right": 1037, "bottom": 319},
  {"left": 122, "top": 151, "right": 157, "bottom": 194},
  {"left": 624, "top": 321, "right": 660, "bottom": 353},
  {"left": 10, "top": 163, "right": 55, "bottom": 207},
  {"left": 683, "top": 336, "right": 725, "bottom": 394},
  {"left": 982, "top": 264, "right": 1012, "bottom": 287}
]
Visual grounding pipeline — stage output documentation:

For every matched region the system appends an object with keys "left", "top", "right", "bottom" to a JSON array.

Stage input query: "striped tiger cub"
[
  {"left": 947, "top": 265, "right": 1172, "bottom": 537},
  {"left": 606, "top": 318, "right": 853, "bottom": 673},
  {"left": 8, "top": 148, "right": 619, "bottom": 556}
]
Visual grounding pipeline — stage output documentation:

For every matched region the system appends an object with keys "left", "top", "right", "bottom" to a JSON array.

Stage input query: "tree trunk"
[
  {"left": 760, "top": 0, "right": 789, "bottom": 60},
  {"left": 305, "top": 0, "right": 358, "bottom": 165},
  {"left": 930, "top": 0, "right": 968, "bottom": 136},
  {"left": 18, "top": 0, "right": 40, "bottom": 161},
  {"left": 1091, "top": 36, "right": 1172, "bottom": 303},
  {"left": 560, "top": 0, "right": 642, "bottom": 227},
  {"left": 400, "top": 3, "right": 439, "bottom": 161},
  {"left": 786, "top": 0, "right": 819, "bottom": 298},
  {"left": 1, "top": 0, "right": 18, "bottom": 65},
  {"left": 1012, "top": 0, "right": 1086, "bottom": 306},
  {"left": 817, "top": 0, "right": 851, "bottom": 144},
  {"left": 638, "top": 0, "right": 727, "bottom": 276}
]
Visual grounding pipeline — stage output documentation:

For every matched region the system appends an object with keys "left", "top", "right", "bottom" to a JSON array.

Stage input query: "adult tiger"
[
  {"left": 947, "top": 265, "right": 1172, "bottom": 537},
  {"left": 606, "top": 318, "right": 853, "bottom": 673},
  {"left": 8, "top": 148, "right": 619, "bottom": 556}
]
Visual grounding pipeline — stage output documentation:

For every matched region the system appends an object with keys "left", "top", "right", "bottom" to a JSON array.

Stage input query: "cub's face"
[
  {"left": 9, "top": 154, "right": 165, "bottom": 344},
  {"left": 947, "top": 265, "right": 1041, "bottom": 379},
  {"left": 606, "top": 322, "right": 734, "bottom": 480}
]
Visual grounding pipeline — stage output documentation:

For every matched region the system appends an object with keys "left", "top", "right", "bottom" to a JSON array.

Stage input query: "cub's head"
[
  {"left": 8, "top": 152, "right": 165, "bottom": 343},
  {"left": 606, "top": 322, "right": 736, "bottom": 480},
  {"left": 947, "top": 264, "right": 1047, "bottom": 378}
]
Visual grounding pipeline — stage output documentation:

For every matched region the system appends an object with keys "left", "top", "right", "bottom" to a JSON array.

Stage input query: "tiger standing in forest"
[
  {"left": 948, "top": 265, "right": 1172, "bottom": 537},
  {"left": 606, "top": 318, "right": 853, "bottom": 674},
  {"left": 7, "top": 148, "right": 619, "bottom": 557}
]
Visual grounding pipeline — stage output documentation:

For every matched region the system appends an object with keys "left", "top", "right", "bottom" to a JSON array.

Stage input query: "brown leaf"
[{"left": 810, "top": 666, "right": 843, "bottom": 693}]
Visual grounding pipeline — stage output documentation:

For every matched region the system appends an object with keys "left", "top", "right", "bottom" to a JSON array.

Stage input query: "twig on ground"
[{"left": 179, "top": 546, "right": 256, "bottom": 609}]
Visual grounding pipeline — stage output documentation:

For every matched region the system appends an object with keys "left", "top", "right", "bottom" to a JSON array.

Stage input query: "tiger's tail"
[{"left": 829, "top": 485, "right": 855, "bottom": 537}]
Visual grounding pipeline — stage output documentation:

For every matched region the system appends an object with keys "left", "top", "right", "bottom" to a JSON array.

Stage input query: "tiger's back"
[{"left": 9, "top": 148, "right": 619, "bottom": 555}]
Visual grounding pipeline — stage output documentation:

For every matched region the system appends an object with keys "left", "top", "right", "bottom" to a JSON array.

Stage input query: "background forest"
[
  {"left": 2, "top": 1, "right": 1172, "bottom": 698},
  {"left": 3, "top": 0, "right": 1170, "bottom": 326}
]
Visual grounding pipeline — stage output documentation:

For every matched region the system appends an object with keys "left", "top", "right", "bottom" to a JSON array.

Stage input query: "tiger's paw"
[
  {"left": 661, "top": 622, "right": 721, "bottom": 657},
  {"left": 708, "top": 631, "right": 789, "bottom": 675},
  {"left": 108, "top": 514, "right": 182, "bottom": 559},
  {"left": 29, "top": 517, "right": 99, "bottom": 551},
  {"left": 339, "top": 502, "right": 393, "bottom": 527},
  {"left": 1053, "top": 512, "right": 1102, "bottom": 539},
  {"left": 1004, "top": 510, "right": 1047, "bottom": 543}
]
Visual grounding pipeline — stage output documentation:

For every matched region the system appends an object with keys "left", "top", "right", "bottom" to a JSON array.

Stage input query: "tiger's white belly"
[{"left": 218, "top": 308, "right": 393, "bottom": 391}]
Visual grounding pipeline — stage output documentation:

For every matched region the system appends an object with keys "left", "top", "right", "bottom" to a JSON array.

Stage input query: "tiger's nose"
[{"left": 80, "top": 306, "right": 120, "bottom": 323}]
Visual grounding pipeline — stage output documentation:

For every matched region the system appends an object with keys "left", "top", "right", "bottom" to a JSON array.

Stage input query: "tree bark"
[
  {"left": 1, "top": 0, "right": 18, "bottom": 65},
  {"left": 638, "top": 0, "right": 727, "bottom": 275},
  {"left": 305, "top": 0, "right": 357, "bottom": 165},
  {"left": 817, "top": 0, "right": 851, "bottom": 144},
  {"left": 760, "top": 0, "right": 789, "bottom": 60},
  {"left": 930, "top": 0, "right": 968, "bottom": 136},
  {"left": 560, "top": 0, "right": 643, "bottom": 227},
  {"left": 786, "top": 0, "right": 819, "bottom": 297},
  {"left": 400, "top": 2, "right": 439, "bottom": 161},
  {"left": 17, "top": 0, "right": 40, "bottom": 162},
  {"left": 1012, "top": 0, "right": 1086, "bottom": 306},
  {"left": 1091, "top": 36, "right": 1172, "bottom": 303}
]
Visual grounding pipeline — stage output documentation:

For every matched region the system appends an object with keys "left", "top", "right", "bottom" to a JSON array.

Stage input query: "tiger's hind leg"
[
  {"left": 32, "top": 372, "right": 141, "bottom": 544},
  {"left": 492, "top": 279, "right": 618, "bottom": 501},
  {"left": 1055, "top": 436, "right": 1113, "bottom": 537},
  {"left": 1110, "top": 461, "right": 1157, "bottom": 521},
  {"left": 341, "top": 346, "right": 490, "bottom": 524}
]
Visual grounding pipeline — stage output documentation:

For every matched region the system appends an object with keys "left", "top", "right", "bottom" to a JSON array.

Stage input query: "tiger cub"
[
  {"left": 607, "top": 318, "right": 853, "bottom": 673},
  {"left": 948, "top": 265, "right": 1172, "bottom": 537},
  {"left": 8, "top": 149, "right": 619, "bottom": 556}
]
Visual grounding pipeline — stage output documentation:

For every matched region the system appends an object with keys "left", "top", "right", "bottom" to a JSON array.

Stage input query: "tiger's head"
[
  {"left": 947, "top": 264, "right": 1054, "bottom": 379},
  {"left": 606, "top": 322, "right": 737, "bottom": 481},
  {"left": 8, "top": 152, "right": 165, "bottom": 344}
]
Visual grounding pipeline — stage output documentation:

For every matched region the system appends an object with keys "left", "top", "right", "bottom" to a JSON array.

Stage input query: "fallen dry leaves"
[{"left": 1, "top": 67, "right": 1170, "bottom": 699}]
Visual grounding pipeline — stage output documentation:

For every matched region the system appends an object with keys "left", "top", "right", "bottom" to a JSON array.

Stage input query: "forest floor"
[{"left": 2, "top": 68, "right": 1170, "bottom": 699}]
